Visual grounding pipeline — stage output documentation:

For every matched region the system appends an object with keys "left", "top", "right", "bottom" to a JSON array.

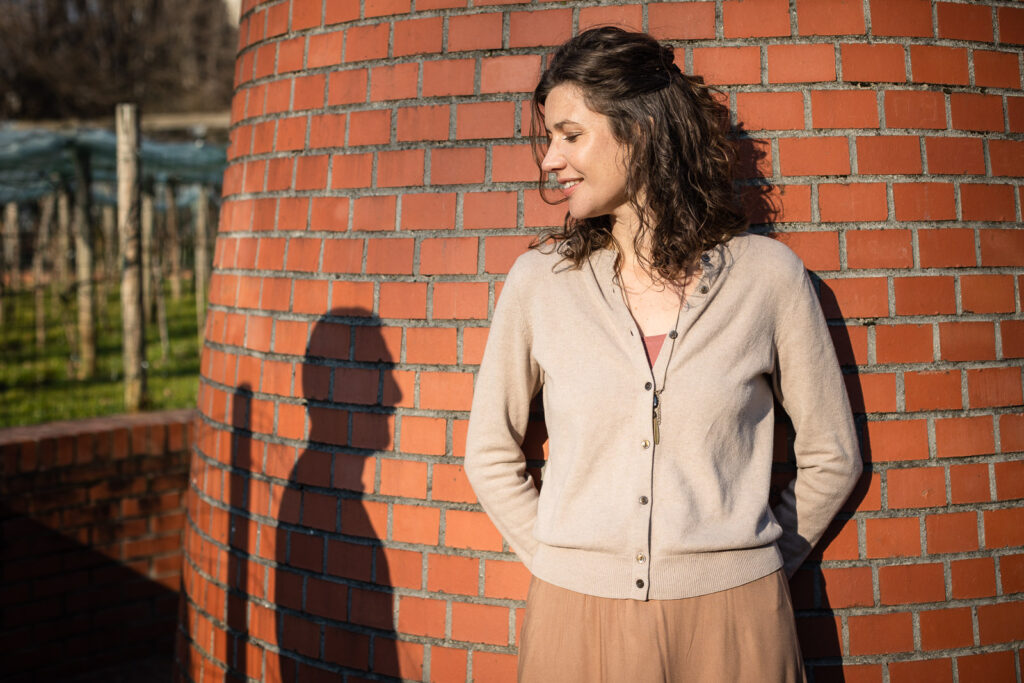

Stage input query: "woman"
[{"left": 464, "top": 27, "right": 861, "bottom": 683}]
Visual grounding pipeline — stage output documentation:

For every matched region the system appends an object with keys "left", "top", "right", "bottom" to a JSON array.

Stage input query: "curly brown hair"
[{"left": 530, "top": 27, "right": 748, "bottom": 281}]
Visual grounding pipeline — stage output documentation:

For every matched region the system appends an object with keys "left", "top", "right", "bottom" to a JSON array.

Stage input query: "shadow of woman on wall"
[{"left": 272, "top": 307, "right": 403, "bottom": 681}]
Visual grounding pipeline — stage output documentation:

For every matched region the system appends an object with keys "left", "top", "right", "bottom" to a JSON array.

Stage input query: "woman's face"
[{"left": 540, "top": 83, "right": 634, "bottom": 224}]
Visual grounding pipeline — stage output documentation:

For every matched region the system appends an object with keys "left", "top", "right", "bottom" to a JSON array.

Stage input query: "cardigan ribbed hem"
[{"left": 530, "top": 542, "right": 784, "bottom": 601}]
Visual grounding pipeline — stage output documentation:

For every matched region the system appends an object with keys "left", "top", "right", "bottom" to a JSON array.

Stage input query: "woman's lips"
[{"left": 560, "top": 179, "right": 581, "bottom": 197}]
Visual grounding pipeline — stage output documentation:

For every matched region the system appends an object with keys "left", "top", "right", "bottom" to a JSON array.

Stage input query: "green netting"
[{"left": 0, "top": 127, "right": 225, "bottom": 204}]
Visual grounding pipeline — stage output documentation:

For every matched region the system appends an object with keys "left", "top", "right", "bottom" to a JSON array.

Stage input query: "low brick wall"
[{"left": 0, "top": 409, "right": 195, "bottom": 682}]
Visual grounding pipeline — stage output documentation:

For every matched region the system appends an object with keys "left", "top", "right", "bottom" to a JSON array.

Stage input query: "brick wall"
[
  {"left": 179, "top": 1, "right": 1024, "bottom": 681},
  {"left": 0, "top": 409, "right": 193, "bottom": 681}
]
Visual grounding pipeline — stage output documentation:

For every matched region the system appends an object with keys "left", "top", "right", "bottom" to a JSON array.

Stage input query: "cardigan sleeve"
[
  {"left": 770, "top": 265, "right": 862, "bottom": 577},
  {"left": 464, "top": 261, "right": 544, "bottom": 568}
]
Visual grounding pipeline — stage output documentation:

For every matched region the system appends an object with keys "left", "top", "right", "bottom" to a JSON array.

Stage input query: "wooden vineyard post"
[
  {"left": 116, "top": 103, "right": 147, "bottom": 412},
  {"left": 72, "top": 145, "right": 96, "bottom": 378}
]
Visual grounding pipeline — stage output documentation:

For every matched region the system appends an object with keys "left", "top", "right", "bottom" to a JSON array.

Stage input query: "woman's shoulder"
[
  {"left": 506, "top": 243, "right": 572, "bottom": 286},
  {"left": 727, "top": 232, "right": 809, "bottom": 286}
]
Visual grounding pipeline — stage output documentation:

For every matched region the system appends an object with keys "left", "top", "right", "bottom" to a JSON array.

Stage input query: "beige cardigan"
[{"left": 464, "top": 232, "right": 862, "bottom": 600}]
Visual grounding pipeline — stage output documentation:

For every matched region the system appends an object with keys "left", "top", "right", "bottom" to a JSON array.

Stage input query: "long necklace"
[{"left": 620, "top": 277, "right": 686, "bottom": 446}]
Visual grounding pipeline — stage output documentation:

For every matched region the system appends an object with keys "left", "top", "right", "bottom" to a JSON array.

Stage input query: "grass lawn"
[{"left": 0, "top": 278, "right": 201, "bottom": 428}]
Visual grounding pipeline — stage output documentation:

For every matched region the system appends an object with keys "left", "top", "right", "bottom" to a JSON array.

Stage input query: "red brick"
[
  {"left": 364, "top": 238, "right": 413, "bottom": 275},
  {"left": 331, "top": 153, "right": 372, "bottom": 190},
  {"left": 735, "top": 92, "right": 805, "bottom": 131},
  {"left": 396, "top": 105, "right": 450, "bottom": 142},
  {"left": 990, "top": 140, "right": 1024, "bottom": 178},
  {"left": 276, "top": 116, "right": 307, "bottom": 151},
  {"left": 819, "top": 277, "right": 889, "bottom": 319},
  {"left": 974, "top": 50, "right": 1021, "bottom": 89},
  {"left": 950, "top": 462, "right": 991, "bottom": 503},
  {"left": 779, "top": 137, "right": 850, "bottom": 176},
  {"left": 925, "top": 137, "right": 985, "bottom": 175},
  {"left": 400, "top": 193, "right": 456, "bottom": 231},
  {"left": 995, "top": 460, "right": 1024, "bottom": 501},
  {"left": 905, "top": 370, "right": 963, "bottom": 411},
  {"left": 723, "top": 0, "right": 791, "bottom": 37},
  {"left": 919, "top": 607, "right": 974, "bottom": 652},
  {"left": 420, "top": 237, "right": 477, "bottom": 275},
  {"left": 936, "top": 417, "right": 995, "bottom": 460},
  {"left": 818, "top": 183, "right": 887, "bottom": 222},
  {"left": 523, "top": 191, "right": 569, "bottom": 228},
  {"left": 345, "top": 23, "right": 388, "bottom": 62},
  {"left": 951, "top": 93, "right": 1004, "bottom": 132},
  {"left": 1004, "top": 320, "right": 1024, "bottom": 359},
  {"left": 491, "top": 145, "right": 535, "bottom": 182},
  {"left": 918, "top": 228, "right": 974, "bottom": 267},
  {"left": 939, "top": 322, "right": 996, "bottom": 362},
  {"left": 432, "top": 463, "right": 477, "bottom": 503},
  {"left": 309, "top": 114, "right": 345, "bottom": 149},
  {"left": 391, "top": 504, "right": 439, "bottom": 545},
  {"left": 578, "top": 4, "right": 643, "bottom": 32},
  {"left": 879, "top": 562, "right": 946, "bottom": 604},
  {"left": 351, "top": 195, "right": 396, "bottom": 232},
  {"left": 985, "top": 507, "right": 1024, "bottom": 548},
  {"left": 1001, "top": 554, "right": 1024, "bottom": 594},
  {"left": 432, "top": 282, "right": 488, "bottom": 319},
  {"left": 962, "top": 275, "right": 1015, "bottom": 314},
  {"left": 464, "top": 191, "right": 517, "bottom": 230},
  {"left": 962, "top": 184, "right": 1016, "bottom": 222},
  {"left": 393, "top": 17, "right": 442, "bottom": 57},
  {"left": 889, "top": 659, "right": 953, "bottom": 683},
  {"left": 422, "top": 59, "right": 475, "bottom": 97},
  {"left": 419, "top": 371, "right": 474, "bottom": 411},
  {"left": 397, "top": 595, "right": 446, "bottom": 638},
  {"left": 427, "top": 553, "right": 478, "bottom": 595},
  {"left": 324, "top": 1, "right": 358, "bottom": 24},
  {"left": 445, "top": 509, "right": 503, "bottom": 551},
  {"left": 980, "top": 229, "right": 1024, "bottom": 267},
  {"left": 457, "top": 101, "right": 515, "bottom": 140},
  {"left": 937, "top": 2, "right": 994, "bottom": 41},
  {"left": 379, "top": 282, "right": 427, "bottom": 319},
  {"left": 927, "top": 511, "right": 979, "bottom": 554},
  {"left": 846, "top": 230, "right": 912, "bottom": 269},
  {"left": 648, "top": 3, "right": 716, "bottom": 39},
  {"left": 370, "top": 63, "right": 418, "bottom": 102},
  {"left": 399, "top": 415, "right": 447, "bottom": 455},
  {"left": 911, "top": 45, "right": 969, "bottom": 85},
  {"left": 841, "top": 44, "right": 906, "bottom": 82},
  {"left": 691, "top": 47, "right": 761, "bottom": 85},
  {"left": 875, "top": 324, "right": 933, "bottom": 364},
  {"left": 866, "top": 516, "right": 921, "bottom": 557},
  {"left": 894, "top": 276, "right": 956, "bottom": 315},
  {"left": 1000, "top": 6, "right": 1024, "bottom": 44},
  {"left": 308, "top": 32, "right": 343, "bottom": 68},
  {"left": 364, "top": 0, "right": 410, "bottom": 18},
  {"left": 870, "top": 0, "right": 932, "bottom": 37},
  {"left": 509, "top": 9, "right": 571, "bottom": 47},
  {"left": 431, "top": 147, "right": 485, "bottom": 185},
  {"left": 448, "top": 12, "right": 502, "bottom": 52},
  {"left": 799, "top": 0, "right": 864, "bottom": 34},
  {"left": 892, "top": 180, "right": 954, "bottom": 220},
  {"left": 888, "top": 467, "right": 946, "bottom": 509},
  {"left": 329, "top": 69, "right": 367, "bottom": 106},
  {"left": 958, "top": 651, "right": 1016, "bottom": 683},
  {"left": 451, "top": 602, "right": 509, "bottom": 645},
  {"left": 1003, "top": 413, "right": 1024, "bottom": 452},
  {"left": 951, "top": 557, "right": 997, "bottom": 599},
  {"left": 884, "top": 90, "right": 946, "bottom": 129},
  {"left": 481, "top": 55, "right": 542, "bottom": 94},
  {"left": 856, "top": 136, "right": 921, "bottom": 174},
  {"left": 848, "top": 612, "right": 914, "bottom": 654},
  {"left": 767, "top": 44, "right": 835, "bottom": 83},
  {"left": 812, "top": 90, "right": 879, "bottom": 128},
  {"left": 294, "top": 155, "right": 328, "bottom": 191},
  {"left": 967, "top": 367, "right": 1023, "bottom": 409},
  {"left": 347, "top": 110, "right": 390, "bottom": 147},
  {"left": 377, "top": 149, "right": 424, "bottom": 188},
  {"left": 485, "top": 235, "right": 533, "bottom": 274},
  {"left": 846, "top": 372, "right": 898, "bottom": 413},
  {"left": 379, "top": 459, "right": 427, "bottom": 498}
]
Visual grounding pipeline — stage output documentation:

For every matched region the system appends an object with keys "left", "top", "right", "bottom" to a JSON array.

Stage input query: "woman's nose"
[{"left": 540, "top": 143, "right": 564, "bottom": 173}]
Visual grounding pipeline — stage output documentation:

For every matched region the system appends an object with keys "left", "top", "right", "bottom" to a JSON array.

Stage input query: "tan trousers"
[{"left": 518, "top": 569, "right": 806, "bottom": 683}]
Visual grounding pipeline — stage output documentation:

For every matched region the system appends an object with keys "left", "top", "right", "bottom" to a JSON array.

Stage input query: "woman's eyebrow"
[{"left": 545, "top": 119, "right": 580, "bottom": 134}]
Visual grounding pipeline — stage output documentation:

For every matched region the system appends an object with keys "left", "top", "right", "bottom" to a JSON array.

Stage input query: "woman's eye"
[{"left": 564, "top": 133, "right": 580, "bottom": 142}]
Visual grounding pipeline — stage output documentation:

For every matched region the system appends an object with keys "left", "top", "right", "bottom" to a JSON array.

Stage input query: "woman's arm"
[
  {"left": 464, "top": 263, "right": 544, "bottom": 568},
  {"left": 771, "top": 265, "right": 863, "bottom": 577}
]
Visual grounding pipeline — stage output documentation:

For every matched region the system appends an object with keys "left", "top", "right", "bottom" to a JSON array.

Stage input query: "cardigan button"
[
  {"left": 636, "top": 579, "right": 645, "bottom": 588},
  {"left": 700, "top": 286, "right": 709, "bottom": 294},
  {"left": 641, "top": 440, "right": 650, "bottom": 449},
  {"left": 636, "top": 552, "right": 647, "bottom": 564},
  {"left": 639, "top": 496, "right": 649, "bottom": 505},
  {"left": 644, "top": 382, "right": 652, "bottom": 390},
  {"left": 668, "top": 330, "right": 678, "bottom": 339}
]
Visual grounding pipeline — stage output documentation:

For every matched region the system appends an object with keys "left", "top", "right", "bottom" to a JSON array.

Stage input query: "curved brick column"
[{"left": 177, "top": 1, "right": 1024, "bottom": 681}]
